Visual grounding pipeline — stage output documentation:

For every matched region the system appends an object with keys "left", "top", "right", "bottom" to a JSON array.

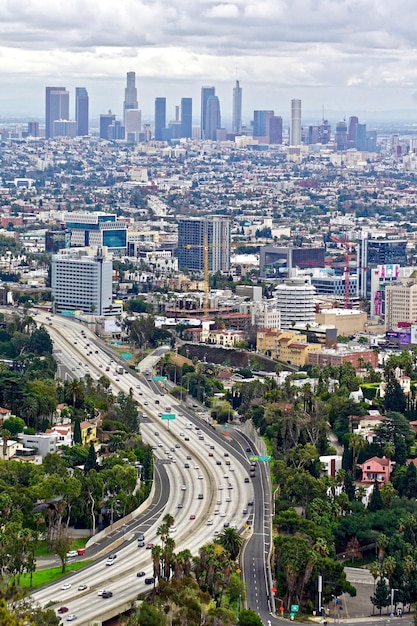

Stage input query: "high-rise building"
[
  {"left": 27, "top": 121, "right": 39, "bottom": 137},
  {"left": 154, "top": 97, "right": 166, "bottom": 140},
  {"left": 232, "top": 80, "right": 242, "bottom": 135},
  {"left": 356, "top": 123, "right": 367, "bottom": 151},
  {"left": 123, "top": 72, "right": 138, "bottom": 125},
  {"left": 53, "top": 120, "right": 77, "bottom": 138},
  {"left": 205, "top": 95, "right": 221, "bottom": 141},
  {"left": 359, "top": 233, "right": 407, "bottom": 297},
  {"left": 253, "top": 110, "right": 274, "bottom": 143},
  {"left": 45, "top": 87, "right": 69, "bottom": 139},
  {"left": 125, "top": 109, "right": 141, "bottom": 143},
  {"left": 274, "top": 277, "right": 316, "bottom": 330},
  {"left": 181, "top": 98, "right": 192, "bottom": 138},
  {"left": 99, "top": 112, "right": 116, "bottom": 139},
  {"left": 51, "top": 247, "right": 113, "bottom": 316},
  {"left": 269, "top": 116, "right": 283, "bottom": 144},
  {"left": 348, "top": 116, "right": 358, "bottom": 148},
  {"left": 201, "top": 86, "right": 215, "bottom": 139},
  {"left": 290, "top": 99, "right": 301, "bottom": 146},
  {"left": 385, "top": 279, "right": 417, "bottom": 331},
  {"left": 75, "top": 87, "right": 89, "bottom": 136},
  {"left": 335, "top": 121, "right": 348, "bottom": 151},
  {"left": 178, "top": 216, "right": 230, "bottom": 272}
]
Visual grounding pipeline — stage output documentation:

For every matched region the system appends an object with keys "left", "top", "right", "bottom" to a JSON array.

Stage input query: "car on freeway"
[
  {"left": 198, "top": 474, "right": 203, "bottom": 480},
  {"left": 248, "top": 500, "right": 254, "bottom": 506},
  {"left": 145, "top": 577, "right": 155, "bottom": 584},
  {"left": 225, "top": 496, "right": 231, "bottom": 502},
  {"left": 102, "top": 591, "right": 113, "bottom": 598},
  {"left": 66, "top": 615, "right": 77, "bottom": 622},
  {"left": 137, "top": 533, "right": 145, "bottom": 541},
  {"left": 146, "top": 543, "right": 154, "bottom": 549},
  {"left": 184, "top": 463, "right": 190, "bottom": 468},
  {"left": 144, "top": 401, "right": 148, "bottom": 405},
  {"left": 181, "top": 485, "right": 186, "bottom": 490},
  {"left": 218, "top": 484, "right": 223, "bottom": 490},
  {"left": 58, "top": 607, "right": 68, "bottom": 613},
  {"left": 184, "top": 436, "right": 190, "bottom": 441},
  {"left": 175, "top": 443, "right": 180, "bottom": 449},
  {"left": 198, "top": 493, "right": 203, "bottom": 499},
  {"left": 154, "top": 431, "right": 159, "bottom": 436},
  {"left": 216, "top": 461, "right": 222, "bottom": 465},
  {"left": 97, "top": 589, "right": 104, "bottom": 596},
  {"left": 77, "top": 584, "right": 87, "bottom": 591},
  {"left": 137, "top": 571, "right": 146, "bottom": 577},
  {"left": 194, "top": 465, "right": 199, "bottom": 469},
  {"left": 138, "top": 540, "right": 145, "bottom": 547},
  {"left": 189, "top": 514, "right": 196, "bottom": 520},
  {"left": 214, "top": 509, "right": 220, "bottom": 515},
  {"left": 244, "top": 477, "right": 250, "bottom": 483},
  {"left": 213, "top": 530, "right": 220, "bottom": 537},
  {"left": 61, "top": 583, "right": 72, "bottom": 590},
  {"left": 208, "top": 452, "right": 213, "bottom": 457},
  {"left": 66, "top": 550, "right": 78, "bottom": 558},
  {"left": 106, "top": 558, "right": 114, "bottom": 566},
  {"left": 207, "top": 519, "right": 213, "bottom": 525},
  {"left": 177, "top": 503, "right": 183, "bottom": 509},
  {"left": 224, "top": 522, "right": 230, "bottom": 528},
  {"left": 220, "top": 511, "right": 226, "bottom": 517}
]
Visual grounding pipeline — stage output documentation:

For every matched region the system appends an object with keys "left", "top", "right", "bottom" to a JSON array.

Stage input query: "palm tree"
[
  {"left": 151, "top": 544, "right": 162, "bottom": 580},
  {"left": 384, "top": 441, "right": 395, "bottom": 479},
  {"left": 218, "top": 528, "right": 242, "bottom": 560},
  {"left": 66, "top": 379, "right": 83, "bottom": 408},
  {"left": 376, "top": 533, "right": 389, "bottom": 566},
  {"left": 1, "top": 429, "right": 11, "bottom": 459},
  {"left": 348, "top": 433, "right": 366, "bottom": 477}
]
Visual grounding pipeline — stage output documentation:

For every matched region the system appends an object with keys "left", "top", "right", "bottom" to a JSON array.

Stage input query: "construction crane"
[{"left": 330, "top": 235, "right": 357, "bottom": 309}]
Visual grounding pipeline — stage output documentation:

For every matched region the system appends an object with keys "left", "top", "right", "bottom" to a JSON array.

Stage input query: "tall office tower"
[
  {"left": 232, "top": 80, "right": 242, "bottom": 134},
  {"left": 366, "top": 131, "right": 377, "bottom": 152},
  {"left": 99, "top": 112, "right": 116, "bottom": 139},
  {"left": 319, "top": 120, "right": 331, "bottom": 144},
  {"left": 205, "top": 95, "right": 221, "bottom": 141},
  {"left": 359, "top": 233, "right": 407, "bottom": 297},
  {"left": 178, "top": 216, "right": 230, "bottom": 272},
  {"left": 154, "top": 97, "right": 166, "bottom": 140},
  {"left": 180, "top": 98, "right": 192, "bottom": 138},
  {"left": 51, "top": 247, "right": 113, "bottom": 316},
  {"left": 125, "top": 109, "right": 141, "bottom": 142},
  {"left": 356, "top": 123, "right": 367, "bottom": 151},
  {"left": 290, "top": 98, "right": 301, "bottom": 146},
  {"left": 45, "top": 87, "right": 69, "bottom": 139},
  {"left": 64, "top": 211, "right": 127, "bottom": 251},
  {"left": 269, "top": 116, "right": 283, "bottom": 144},
  {"left": 253, "top": 110, "right": 274, "bottom": 143},
  {"left": 75, "top": 87, "right": 89, "bottom": 136},
  {"left": 123, "top": 71, "right": 138, "bottom": 125},
  {"left": 335, "top": 121, "right": 348, "bottom": 151},
  {"left": 201, "top": 86, "right": 215, "bottom": 139},
  {"left": 27, "top": 121, "right": 39, "bottom": 137},
  {"left": 348, "top": 116, "right": 358, "bottom": 148}
]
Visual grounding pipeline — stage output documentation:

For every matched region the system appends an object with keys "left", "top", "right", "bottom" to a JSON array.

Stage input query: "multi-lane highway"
[{"left": 30, "top": 311, "right": 272, "bottom": 625}]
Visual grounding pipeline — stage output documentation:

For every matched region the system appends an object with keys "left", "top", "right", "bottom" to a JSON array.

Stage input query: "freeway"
[{"left": 31, "top": 312, "right": 257, "bottom": 625}]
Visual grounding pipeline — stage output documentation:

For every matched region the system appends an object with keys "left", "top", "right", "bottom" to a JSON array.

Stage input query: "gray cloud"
[{"left": 0, "top": 0, "right": 416, "bottom": 116}]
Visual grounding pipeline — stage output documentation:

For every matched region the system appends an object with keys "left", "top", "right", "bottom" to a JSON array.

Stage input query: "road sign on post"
[
  {"left": 153, "top": 376, "right": 167, "bottom": 381},
  {"left": 291, "top": 604, "right": 299, "bottom": 613},
  {"left": 161, "top": 414, "right": 176, "bottom": 420},
  {"left": 258, "top": 455, "right": 271, "bottom": 462}
]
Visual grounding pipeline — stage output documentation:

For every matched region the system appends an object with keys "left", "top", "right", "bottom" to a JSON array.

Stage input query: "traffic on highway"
[{"left": 30, "top": 311, "right": 273, "bottom": 625}]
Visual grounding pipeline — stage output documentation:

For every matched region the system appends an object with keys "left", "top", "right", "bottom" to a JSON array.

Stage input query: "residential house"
[
  {"left": 80, "top": 421, "right": 97, "bottom": 446},
  {"left": 358, "top": 456, "right": 391, "bottom": 484},
  {"left": 45, "top": 425, "right": 73, "bottom": 448}
]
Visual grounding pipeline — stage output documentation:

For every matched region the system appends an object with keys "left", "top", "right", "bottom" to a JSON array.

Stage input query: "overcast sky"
[{"left": 1, "top": 0, "right": 417, "bottom": 124}]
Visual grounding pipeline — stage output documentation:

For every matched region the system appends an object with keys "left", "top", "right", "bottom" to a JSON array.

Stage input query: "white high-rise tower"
[
  {"left": 232, "top": 80, "right": 242, "bottom": 135},
  {"left": 123, "top": 72, "right": 138, "bottom": 125},
  {"left": 290, "top": 98, "right": 301, "bottom": 146}
]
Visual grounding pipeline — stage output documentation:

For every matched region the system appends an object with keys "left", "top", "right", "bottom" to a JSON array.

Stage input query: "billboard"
[
  {"left": 411, "top": 324, "right": 417, "bottom": 345},
  {"left": 377, "top": 264, "right": 400, "bottom": 279},
  {"left": 399, "top": 332, "right": 411, "bottom": 345}
]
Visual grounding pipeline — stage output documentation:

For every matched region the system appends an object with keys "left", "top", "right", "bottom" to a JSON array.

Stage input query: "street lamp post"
[{"left": 390, "top": 588, "right": 398, "bottom": 617}]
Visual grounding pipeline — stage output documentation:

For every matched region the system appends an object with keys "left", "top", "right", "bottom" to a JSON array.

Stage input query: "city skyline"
[{"left": 1, "top": 1, "right": 417, "bottom": 120}]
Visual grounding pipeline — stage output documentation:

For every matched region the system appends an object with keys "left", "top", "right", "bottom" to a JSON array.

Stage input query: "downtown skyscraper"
[
  {"left": 123, "top": 72, "right": 138, "bottom": 125},
  {"left": 75, "top": 87, "right": 89, "bottom": 136},
  {"left": 45, "top": 87, "right": 69, "bottom": 139},
  {"left": 290, "top": 98, "right": 302, "bottom": 146},
  {"left": 205, "top": 95, "right": 221, "bottom": 141},
  {"left": 232, "top": 80, "right": 242, "bottom": 135},
  {"left": 181, "top": 98, "right": 192, "bottom": 139},
  {"left": 154, "top": 97, "right": 166, "bottom": 140},
  {"left": 200, "top": 86, "right": 215, "bottom": 139}
]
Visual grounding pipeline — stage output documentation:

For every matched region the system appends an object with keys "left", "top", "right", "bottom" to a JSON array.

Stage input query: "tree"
[
  {"left": 368, "top": 480, "right": 383, "bottom": 512},
  {"left": 27, "top": 327, "right": 53, "bottom": 355},
  {"left": 384, "top": 370, "right": 406, "bottom": 413},
  {"left": 52, "top": 526, "right": 73, "bottom": 573},
  {"left": 237, "top": 609, "right": 263, "bottom": 625},
  {"left": 84, "top": 442, "right": 97, "bottom": 473},
  {"left": 2, "top": 416, "right": 25, "bottom": 436},
  {"left": 371, "top": 577, "right": 390, "bottom": 615},
  {"left": 134, "top": 601, "right": 166, "bottom": 625},
  {"left": 73, "top": 419, "right": 82, "bottom": 445},
  {"left": 218, "top": 527, "right": 242, "bottom": 559}
]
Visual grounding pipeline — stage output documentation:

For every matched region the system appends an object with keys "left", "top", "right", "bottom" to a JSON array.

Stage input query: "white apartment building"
[
  {"left": 250, "top": 300, "right": 281, "bottom": 329},
  {"left": 274, "top": 277, "right": 316, "bottom": 330},
  {"left": 51, "top": 247, "right": 113, "bottom": 316}
]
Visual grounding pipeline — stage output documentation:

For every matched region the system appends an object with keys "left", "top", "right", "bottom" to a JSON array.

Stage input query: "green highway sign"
[
  {"left": 161, "top": 413, "right": 176, "bottom": 420},
  {"left": 153, "top": 376, "right": 167, "bottom": 381},
  {"left": 291, "top": 605, "right": 299, "bottom": 613},
  {"left": 258, "top": 455, "right": 271, "bottom": 462}
]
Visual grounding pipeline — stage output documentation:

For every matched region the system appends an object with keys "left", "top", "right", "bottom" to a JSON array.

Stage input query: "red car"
[
  {"left": 146, "top": 543, "right": 154, "bottom": 550},
  {"left": 189, "top": 514, "right": 196, "bottom": 520},
  {"left": 58, "top": 607, "right": 68, "bottom": 614}
]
